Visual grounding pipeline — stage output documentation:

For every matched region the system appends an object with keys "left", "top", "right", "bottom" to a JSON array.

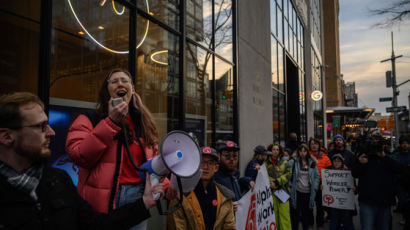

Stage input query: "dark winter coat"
[
  {"left": 0, "top": 167, "right": 150, "bottom": 230},
  {"left": 328, "top": 148, "right": 357, "bottom": 169},
  {"left": 352, "top": 154, "right": 403, "bottom": 206},
  {"left": 244, "top": 159, "right": 264, "bottom": 181},
  {"left": 214, "top": 165, "right": 250, "bottom": 201}
]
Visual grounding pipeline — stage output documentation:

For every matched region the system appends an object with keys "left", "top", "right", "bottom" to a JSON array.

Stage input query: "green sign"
[
  {"left": 333, "top": 117, "right": 340, "bottom": 128},
  {"left": 379, "top": 97, "right": 393, "bottom": 102}
]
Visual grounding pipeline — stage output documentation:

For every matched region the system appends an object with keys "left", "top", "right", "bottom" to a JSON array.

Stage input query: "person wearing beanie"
[
  {"left": 329, "top": 134, "right": 357, "bottom": 169},
  {"left": 244, "top": 145, "right": 271, "bottom": 181},
  {"left": 326, "top": 153, "right": 355, "bottom": 230},
  {"left": 308, "top": 138, "right": 331, "bottom": 229}
]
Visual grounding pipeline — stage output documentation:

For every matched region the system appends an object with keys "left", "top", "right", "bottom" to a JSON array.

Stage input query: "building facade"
[
  {"left": 323, "top": 0, "right": 344, "bottom": 107},
  {"left": 0, "top": 1, "right": 326, "bottom": 226},
  {"left": 344, "top": 81, "right": 358, "bottom": 107}
]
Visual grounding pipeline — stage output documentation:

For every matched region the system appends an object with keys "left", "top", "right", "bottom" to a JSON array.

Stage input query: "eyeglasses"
[
  {"left": 107, "top": 77, "right": 130, "bottom": 84},
  {"left": 201, "top": 160, "right": 218, "bottom": 167},
  {"left": 221, "top": 153, "right": 238, "bottom": 159},
  {"left": 20, "top": 121, "right": 49, "bottom": 133}
]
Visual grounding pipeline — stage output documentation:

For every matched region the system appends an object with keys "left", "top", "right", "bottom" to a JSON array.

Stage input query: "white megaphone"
[{"left": 139, "top": 130, "right": 201, "bottom": 214}]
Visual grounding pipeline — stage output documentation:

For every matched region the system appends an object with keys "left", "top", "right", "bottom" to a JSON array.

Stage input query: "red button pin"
[
  {"left": 203, "top": 147, "right": 212, "bottom": 153},
  {"left": 212, "top": 199, "right": 218, "bottom": 206}
]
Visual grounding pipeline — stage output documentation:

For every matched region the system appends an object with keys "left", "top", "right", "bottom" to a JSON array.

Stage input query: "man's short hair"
[{"left": 0, "top": 92, "right": 44, "bottom": 129}]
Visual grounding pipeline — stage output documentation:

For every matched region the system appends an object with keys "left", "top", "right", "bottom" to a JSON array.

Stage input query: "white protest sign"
[
  {"left": 235, "top": 165, "right": 276, "bottom": 230},
  {"left": 274, "top": 189, "right": 290, "bottom": 203},
  {"left": 321, "top": 169, "right": 355, "bottom": 210}
]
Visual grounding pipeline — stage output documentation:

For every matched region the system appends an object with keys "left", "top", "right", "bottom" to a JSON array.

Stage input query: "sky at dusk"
[{"left": 339, "top": 0, "right": 410, "bottom": 115}]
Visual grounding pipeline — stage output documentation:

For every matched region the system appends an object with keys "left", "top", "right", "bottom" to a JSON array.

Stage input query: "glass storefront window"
[
  {"left": 290, "top": 3, "right": 294, "bottom": 29},
  {"left": 50, "top": 0, "right": 129, "bottom": 103},
  {"left": 278, "top": 45, "right": 284, "bottom": 92},
  {"left": 284, "top": 20, "right": 289, "bottom": 53},
  {"left": 271, "top": 39, "right": 278, "bottom": 87},
  {"left": 136, "top": 17, "right": 180, "bottom": 139},
  {"left": 279, "top": 93, "right": 286, "bottom": 145},
  {"left": 214, "top": 0, "right": 233, "bottom": 62},
  {"left": 0, "top": 1, "right": 40, "bottom": 94},
  {"left": 187, "top": 0, "right": 206, "bottom": 43},
  {"left": 289, "top": 30, "right": 294, "bottom": 58},
  {"left": 194, "top": 0, "right": 212, "bottom": 49},
  {"left": 49, "top": 0, "right": 131, "bottom": 169},
  {"left": 3, "top": 0, "right": 237, "bottom": 162},
  {"left": 137, "top": 0, "right": 180, "bottom": 31},
  {"left": 277, "top": 9, "right": 283, "bottom": 44},
  {"left": 293, "top": 33, "right": 297, "bottom": 58},
  {"left": 215, "top": 58, "right": 233, "bottom": 142},
  {"left": 270, "top": 0, "right": 277, "bottom": 36},
  {"left": 185, "top": 43, "right": 213, "bottom": 146},
  {"left": 272, "top": 88, "right": 279, "bottom": 142}
]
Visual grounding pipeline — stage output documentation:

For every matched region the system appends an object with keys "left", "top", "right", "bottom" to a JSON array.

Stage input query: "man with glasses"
[
  {"left": 0, "top": 92, "right": 163, "bottom": 229},
  {"left": 214, "top": 141, "right": 254, "bottom": 211},
  {"left": 167, "top": 147, "right": 236, "bottom": 230}
]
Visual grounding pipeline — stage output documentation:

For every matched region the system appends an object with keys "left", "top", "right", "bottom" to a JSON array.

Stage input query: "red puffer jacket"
[{"left": 66, "top": 114, "right": 163, "bottom": 213}]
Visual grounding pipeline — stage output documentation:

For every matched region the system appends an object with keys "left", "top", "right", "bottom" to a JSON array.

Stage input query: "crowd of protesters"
[
  {"left": 239, "top": 132, "right": 410, "bottom": 230},
  {"left": 0, "top": 70, "right": 409, "bottom": 230}
]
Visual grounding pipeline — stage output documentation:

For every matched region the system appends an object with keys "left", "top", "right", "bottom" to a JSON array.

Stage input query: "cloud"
[{"left": 339, "top": 0, "right": 410, "bottom": 115}]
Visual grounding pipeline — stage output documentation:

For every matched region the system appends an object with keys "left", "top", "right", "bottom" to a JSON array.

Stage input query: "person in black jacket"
[
  {"left": 351, "top": 137, "right": 403, "bottom": 230},
  {"left": 400, "top": 164, "right": 410, "bottom": 229},
  {"left": 244, "top": 145, "right": 270, "bottom": 181},
  {"left": 214, "top": 140, "right": 254, "bottom": 211},
  {"left": 329, "top": 134, "right": 357, "bottom": 169},
  {"left": 0, "top": 92, "right": 163, "bottom": 230}
]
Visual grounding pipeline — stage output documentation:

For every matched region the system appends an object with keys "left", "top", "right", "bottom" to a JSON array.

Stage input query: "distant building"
[
  {"left": 344, "top": 81, "right": 358, "bottom": 107},
  {"left": 323, "top": 0, "right": 345, "bottom": 107}
]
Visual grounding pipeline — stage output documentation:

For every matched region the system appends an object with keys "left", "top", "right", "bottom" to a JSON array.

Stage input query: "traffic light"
[{"left": 387, "top": 115, "right": 394, "bottom": 130}]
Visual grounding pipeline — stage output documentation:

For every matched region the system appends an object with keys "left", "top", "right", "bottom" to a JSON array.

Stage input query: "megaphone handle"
[
  {"left": 156, "top": 175, "right": 184, "bottom": 215},
  {"left": 150, "top": 174, "right": 161, "bottom": 200}
]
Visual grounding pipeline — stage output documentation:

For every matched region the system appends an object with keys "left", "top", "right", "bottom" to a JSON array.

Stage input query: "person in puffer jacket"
[{"left": 66, "top": 68, "right": 174, "bottom": 230}]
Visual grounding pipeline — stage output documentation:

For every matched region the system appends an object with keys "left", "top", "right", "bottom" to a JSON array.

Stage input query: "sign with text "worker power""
[
  {"left": 236, "top": 165, "right": 276, "bottom": 230},
  {"left": 321, "top": 169, "right": 355, "bottom": 210}
]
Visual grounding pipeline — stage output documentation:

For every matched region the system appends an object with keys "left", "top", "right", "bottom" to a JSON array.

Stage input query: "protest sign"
[
  {"left": 321, "top": 169, "right": 355, "bottom": 210},
  {"left": 236, "top": 165, "right": 276, "bottom": 230}
]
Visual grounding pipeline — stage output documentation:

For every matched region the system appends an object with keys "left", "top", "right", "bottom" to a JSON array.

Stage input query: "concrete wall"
[
  {"left": 237, "top": 0, "right": 273, "bottom": 175},
  {"left": 303, "top": 0, "right": 315, "bottom": 140}
]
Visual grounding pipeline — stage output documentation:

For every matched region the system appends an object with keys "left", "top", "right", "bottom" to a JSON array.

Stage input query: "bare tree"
[{"left": 370, "top": 0, "right": 410, "bottom": 27}]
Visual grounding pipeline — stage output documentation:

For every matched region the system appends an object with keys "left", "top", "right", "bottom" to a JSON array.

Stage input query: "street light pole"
[{"left": 381, "top": 32, "right": 402, "bottom": 147}]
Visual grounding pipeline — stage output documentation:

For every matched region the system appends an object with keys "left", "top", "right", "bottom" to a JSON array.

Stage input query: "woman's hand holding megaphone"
[
  {"left": 108, "top": 97, "right": 128, "bottom": 124},
  {"left": 142, "top": 172, "right": 164, "bottom": 209}
]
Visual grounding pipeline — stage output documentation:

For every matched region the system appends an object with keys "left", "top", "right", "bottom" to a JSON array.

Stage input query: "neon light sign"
[
  {"left": 150, "top": 50, "right": 168, "bottom": 65},
  {"left": 68, "top": 0, "right": 150, "bottom": 54}
]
